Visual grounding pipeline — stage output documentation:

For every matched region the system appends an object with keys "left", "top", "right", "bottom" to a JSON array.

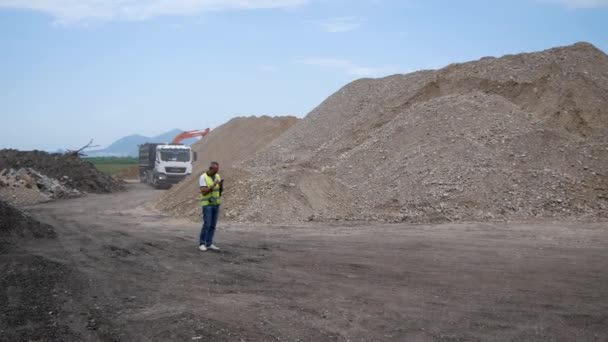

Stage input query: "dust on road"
[{"left": 7, "top": 183, "right": 608, "bottom": 341}]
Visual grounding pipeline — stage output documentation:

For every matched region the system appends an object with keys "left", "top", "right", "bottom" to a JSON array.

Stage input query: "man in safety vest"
[{"left": 198, "top": 161, "right": 223, "bottom": 251}]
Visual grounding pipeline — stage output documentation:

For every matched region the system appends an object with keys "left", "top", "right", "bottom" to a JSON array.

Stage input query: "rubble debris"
[
  {"left": 0, "top": 168, "right": 82, "bottom": 206},
  {"left": 0, "top": 149, "right": 124, "bottom": 194}
]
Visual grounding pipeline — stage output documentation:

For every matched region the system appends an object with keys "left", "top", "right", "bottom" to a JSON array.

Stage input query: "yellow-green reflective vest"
[{"left": 199, "top": 173, "right": 221, "bottom": 207}]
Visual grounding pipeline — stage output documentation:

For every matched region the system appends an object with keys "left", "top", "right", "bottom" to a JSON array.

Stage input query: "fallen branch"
[{"left": 65, "top": 139, "right": 100, "bottom": 157}]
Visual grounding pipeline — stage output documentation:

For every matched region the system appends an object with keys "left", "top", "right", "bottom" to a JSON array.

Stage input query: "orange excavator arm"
[{"left": 171, "top": 128, "right": 211, "bottom": 144}]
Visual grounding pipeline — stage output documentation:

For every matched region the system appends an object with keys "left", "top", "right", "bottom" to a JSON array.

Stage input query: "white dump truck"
[{"left": 138, "top": 143, "right": 197, "bottom": 189}]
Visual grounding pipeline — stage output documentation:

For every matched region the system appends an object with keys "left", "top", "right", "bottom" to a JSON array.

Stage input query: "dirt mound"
[
  {"left": 0, "top": 200, "right": 56, "bottom": 245},
  {"left": 223, "top": 42, "right": 608, "bottom": 223},
  {"left": 0, "top": 150, "right": 124, "bottom": 194},
  {"left": 0, "top": 200, "right": 95, "bottom": 340},
  {"left": 155, "top": 116, "right": 299, "bottom": 218}
]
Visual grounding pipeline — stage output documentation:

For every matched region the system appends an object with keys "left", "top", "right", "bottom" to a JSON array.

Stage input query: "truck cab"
[{"left": 139, "top": 143, "right": 197, "bottom": 189}]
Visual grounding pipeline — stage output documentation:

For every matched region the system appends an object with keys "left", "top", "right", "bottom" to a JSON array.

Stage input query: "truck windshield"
[{"left": 160, "top": 150, "right": 190, "bottom": 162}]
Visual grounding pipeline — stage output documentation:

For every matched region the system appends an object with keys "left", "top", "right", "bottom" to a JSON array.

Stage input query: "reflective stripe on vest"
[{"left": 199, "top": 173, "right": 221, "bottom": 207}]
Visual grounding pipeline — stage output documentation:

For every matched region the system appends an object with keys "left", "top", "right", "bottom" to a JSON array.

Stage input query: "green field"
[{"left": 85, "top": 157, "right": 138, "bottom": 176}]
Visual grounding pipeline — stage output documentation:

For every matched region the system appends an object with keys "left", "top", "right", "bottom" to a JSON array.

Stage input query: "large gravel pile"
[
  {"left": 154, "top": 116, "right": 299, "bottom": 218},
  {"left": 222, "top": 42, "right": 608, "bottom": 223}
]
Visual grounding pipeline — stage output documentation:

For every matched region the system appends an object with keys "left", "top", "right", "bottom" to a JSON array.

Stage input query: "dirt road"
[{"left": 6, "top": 183, "right": 608, "bottom": 341}]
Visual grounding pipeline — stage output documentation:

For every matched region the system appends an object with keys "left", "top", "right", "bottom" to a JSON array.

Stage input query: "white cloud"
[
  {"left": 318, "top": 16, "right": 365, "bottom": 33},
  {"left": 0, "top": 0, "right": 309, "bottom": 23},
  {"left": 540, "top": 0, "right": 608, "bottom": 7},
  {"left": 300, "top": 58, "right": 399, "bottom": 77}
]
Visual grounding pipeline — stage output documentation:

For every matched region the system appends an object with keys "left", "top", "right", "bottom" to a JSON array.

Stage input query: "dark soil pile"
[
  {"left": 0, "top": 200, "right": 98, "bottom": 341},
  {"left": 0, "top": 150, "right": 124, "bottom": 193},
  {"left": 0, "top": 200, "right": 55, "bottom": 244}
]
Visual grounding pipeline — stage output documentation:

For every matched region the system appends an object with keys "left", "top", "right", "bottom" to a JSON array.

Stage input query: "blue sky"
[{"left": 1, "top": 0, "right": 607, "bottom": 151}]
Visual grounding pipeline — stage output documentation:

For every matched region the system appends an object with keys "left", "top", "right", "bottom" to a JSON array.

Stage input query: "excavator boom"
[{"left": 172, "top": 128, "right": 211, "bottom": 144}]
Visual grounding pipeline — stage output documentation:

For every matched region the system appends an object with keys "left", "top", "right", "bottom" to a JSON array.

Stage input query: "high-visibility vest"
[{"left": 199, "top": 173, "right": 221, "bottom": 207}]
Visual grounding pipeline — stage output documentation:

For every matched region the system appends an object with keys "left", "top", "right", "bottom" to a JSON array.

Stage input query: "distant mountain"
[
  {"left": 152, "top": 129, "right": 193, "bottom": 145},
  {"left": 87, "top": 129, "right": 200, "bottom": 157},
  {"left": 99, "top": 134, "right": 149, "bottom": 156}
]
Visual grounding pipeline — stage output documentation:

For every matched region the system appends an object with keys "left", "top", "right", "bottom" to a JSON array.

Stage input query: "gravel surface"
[{"left": 1, "top": 185, "right": 606, "bottom": 341}]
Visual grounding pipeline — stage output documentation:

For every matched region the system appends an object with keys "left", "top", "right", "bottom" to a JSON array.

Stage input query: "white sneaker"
[
  {"left": 208, "top": 244, "right": 220, "bottom": 251},
  {"left": 198, "top": 245, "right": 207, "bottom": 251}
]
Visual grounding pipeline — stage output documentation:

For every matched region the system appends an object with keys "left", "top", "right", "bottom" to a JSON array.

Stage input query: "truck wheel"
[{"left": 151, "top": 176, "right": 161, "bottom": 189}]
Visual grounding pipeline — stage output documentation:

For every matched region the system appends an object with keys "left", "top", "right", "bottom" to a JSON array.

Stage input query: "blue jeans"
[{"left": 200, "top": 205, "right": 220, "bottom": 247}]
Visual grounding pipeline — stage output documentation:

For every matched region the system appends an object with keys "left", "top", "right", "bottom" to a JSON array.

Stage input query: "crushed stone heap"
[{"left": 220, "top": 42, "right": 608, "bottom": 224}]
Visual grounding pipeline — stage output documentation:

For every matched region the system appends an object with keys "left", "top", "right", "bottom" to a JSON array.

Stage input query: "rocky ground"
[{"left": 1, "top": 184, "right": 607, "bottom": 341}]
